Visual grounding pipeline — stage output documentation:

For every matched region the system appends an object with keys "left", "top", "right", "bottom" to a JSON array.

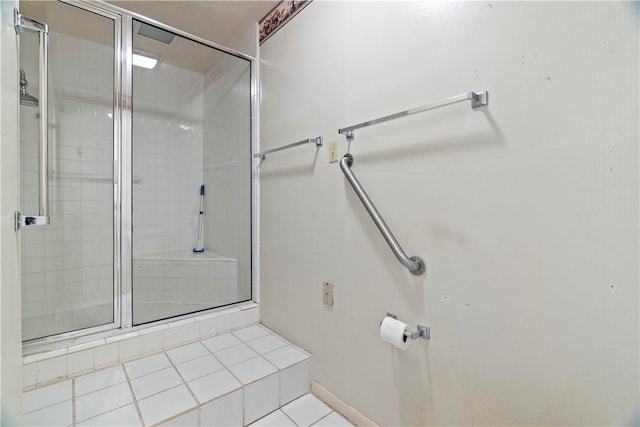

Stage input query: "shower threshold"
[{"left": 22, "top": 301, "right": 255, "bottom": 359}]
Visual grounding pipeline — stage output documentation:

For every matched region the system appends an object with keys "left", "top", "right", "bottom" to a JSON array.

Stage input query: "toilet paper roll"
[{"left": 380, "top": 316, "right": 410, "bottom": 350}]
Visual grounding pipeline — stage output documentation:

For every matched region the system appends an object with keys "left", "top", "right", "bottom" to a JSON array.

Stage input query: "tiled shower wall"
[
  {"left": 20, "top": 31, "right": 114, "bottom": 340},
  {"left": 132, "top": 64, "right": 204, "bottom": 257},
  {"left": 132, "top": 255, "right": 239, "bottom": 324},
  {"left": 21, "top": 24, "right": 252, "bottom": 338},
  {"left": 203, "top": 56, "right": 252, "bottom": 300}
]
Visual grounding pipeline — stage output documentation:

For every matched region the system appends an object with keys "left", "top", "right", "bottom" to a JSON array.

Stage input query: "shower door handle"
[{"left": 14, "top": 9, "right": 50, "bottom": 230}]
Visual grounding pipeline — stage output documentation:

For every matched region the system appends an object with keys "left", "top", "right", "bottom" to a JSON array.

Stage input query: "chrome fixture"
[
  {"left": 254, "top": 136, "right": 323, "bottom": 160},
  {"left": 14, "top": 8, "right": 50, "bottom": 230},
  {"left": 382, "top": 313, "right": 430, "bottom": 340},
  {"left": 19, "top": 68, "right": 38, "bottom": 107},
  {"left": 340, "top": 153, "right": 425, "bottom": 275},
  {"left": 338, "top": 90, "right": 489, "bottom": 141}
]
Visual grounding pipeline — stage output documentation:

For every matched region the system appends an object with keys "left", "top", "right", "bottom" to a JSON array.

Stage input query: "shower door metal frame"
[
  {"left": 22, "top": 0, "right": 257, "bottom": 353},
  {"left": 114, "top": 3, "right": 257, "bottom": 329},
  {"left": 21, "top": 0, "right": 123, "bottom": 353}
]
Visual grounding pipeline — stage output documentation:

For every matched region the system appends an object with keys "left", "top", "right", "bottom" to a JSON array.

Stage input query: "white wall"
[
  {"left": 229, "top": 23, "right": 258, "bottom": 59},
  {"left": 259, "top": 2, "right": 639, "bottom": 426},
  {"left": 0, "top": 0, "right": 24, "bottom": 422}
]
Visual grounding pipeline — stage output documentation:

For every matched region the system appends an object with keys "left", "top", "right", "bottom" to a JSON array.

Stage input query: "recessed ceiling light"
[{"left": 133, "top": 52, "right": 158, "bottom": 69}]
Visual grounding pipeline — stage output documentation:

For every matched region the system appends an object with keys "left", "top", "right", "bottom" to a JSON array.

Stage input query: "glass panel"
[
  {"left": 132, "top": 21, "right": 252, "bottom": 325},
  {"left": 19, "top": 1, "right": 115, "bottom": 341}
]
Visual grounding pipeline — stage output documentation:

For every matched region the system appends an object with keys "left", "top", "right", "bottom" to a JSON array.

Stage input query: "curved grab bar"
[{"left": 340, "top": 154, "right": 425, "bottom": 275}]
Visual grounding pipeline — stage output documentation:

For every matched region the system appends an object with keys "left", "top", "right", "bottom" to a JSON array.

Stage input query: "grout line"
[
  {"left": 282, "top": 409, "right": 300, "bottom": 427},
  {"left": 122, "top": 360, "right": 146, "bottom": 427},
  {"left": 71, "top": 379, "right": 76, "bottom": 427},
  {"left": 167, "top": 348, "right": 200, "bottom": 408},
  {"left": 21, "top": 380, "right": 73, "bottom": 414},
  {"left": 149, "top": 402, "right": 198, "bottom": 427},
  {"left": 161, "top": 346, "right": 242, "bottom": 423},
  {"left": 312, "top": 411, "right": 336, "bottom": 427}
]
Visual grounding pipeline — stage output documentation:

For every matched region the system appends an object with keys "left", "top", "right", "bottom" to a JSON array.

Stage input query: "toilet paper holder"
[{"left": 382, "top": 313, "right": 430, "bottom": 340}]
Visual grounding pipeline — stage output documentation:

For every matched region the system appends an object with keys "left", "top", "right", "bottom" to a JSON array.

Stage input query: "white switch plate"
[
  {"left": 323, "top": 281, "right": 334, "bottom": 306},
  {"left": 328, "top": 141, "right": 338, "bottom": 163}
]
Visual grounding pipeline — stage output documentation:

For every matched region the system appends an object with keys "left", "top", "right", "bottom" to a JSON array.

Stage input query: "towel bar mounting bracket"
[{"left": 470, "top": 90, "right": 488, "bottom": 109}]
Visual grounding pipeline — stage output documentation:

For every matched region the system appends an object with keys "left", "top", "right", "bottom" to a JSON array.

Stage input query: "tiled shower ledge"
[{"left": 22, "top": 323, "right": 354, "bottom": 426}]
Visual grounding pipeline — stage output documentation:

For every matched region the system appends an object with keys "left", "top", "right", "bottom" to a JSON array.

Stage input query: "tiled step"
[
  {"left": 22, "top": 324, "right": 320, "bottom": 426},
  {"left": 250, "top": 394, "right": 352, "bottom": 427}
]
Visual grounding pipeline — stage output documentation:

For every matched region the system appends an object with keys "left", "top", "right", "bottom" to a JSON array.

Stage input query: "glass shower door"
[
  {"left": 131, "top": 20, "right": 252, "bottom": 325},
  {"left": 19, "top": 1, "right": 117, "bottom": 341}
]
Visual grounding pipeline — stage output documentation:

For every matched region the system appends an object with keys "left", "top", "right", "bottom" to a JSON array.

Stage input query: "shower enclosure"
[{"left": 17, "top": 0, "right": 253, "bottom": 346}]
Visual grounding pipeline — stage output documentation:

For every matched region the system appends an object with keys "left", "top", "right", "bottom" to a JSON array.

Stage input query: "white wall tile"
[
  {"left": 245, "top": 307, "right": 260, "bottom": 324},
  {"left": 119, "top": 336, "right": 142, "bottom": 362},
  {"left": 198, "top": 316, "right": 217, "bottom": 339},
  {"left": 67, "top": 349, "right": 94, "bottom": 376},
  {"left": 23, "top": 380, "right": 72, "bottom": 413},
  {"left": 201, "top": 333, "right": 241, "bottom": 353},
  {"left": 22, "top": 399, "right": 72, "bottom": 427},
  {"left": 233, "top": 325, "right": 269, "bottom": 342},
  {"left": 124, "top": 353, "right": 171, "bottom": 380},
  {"left": 24, "top": 348, "right": 66, "bottom": 365},
  {"left": 247, "top": 335, "right": 287, "bottom": 355},
  {"left": 213, "top": 343, "right": 257, "bottom": 367},
  {"left": 200, "top": 389, "right": 242, "bottom": 427},
  {"left": 75, "top": 366, "right": 126, "bottom": 396},
  {"left": 281, "top": 394, "right": 332, "bottom": 427},
  {"left": 175, "top": 354, "right": 223, "bottom": 383},
  {"left": 23, "top": 363, "right": 37, "bottom": 390},
  {"left": 280, "top": 360, "right": 310, "bottom": 406},
  {"left": 187, "top": 369, "right": 241, "bottom": 404},
  {"left": 250, "top": 410, "right": 296, "bottom": 427},
  {"left": 312, "top": 412, "right": 353, "bottom": 427},
  {"left": 137, "top": 384, "right": 197, "bottom": 427},
  {"left": 94, "top": 342, "right": 119, "bottom": 368},
  {"left": 180, "top": 323, "right": 199, "bottom": 344},
  {"left": 217, "top": 313, "right": 233, "bottom": 333},
  {"left": 163, "top": 326, "right": 182, "bottom": 350},
  {"left": 130, "top": 367, "right": 182, "bottom": 400},
  {"left": 159, "top": 408, "right": 198, "bottom": 427},
  {"left": 36, "top": 355, "right": 67, "bottom": 384},
  {"left": 141, "top": 331, "right": 164, "bottom": 355},
  {"left": 77, "top": 403, "right": 141, "bottom": 427},
  {"left": 166, "top": 342, "right": 209, "bottom": 365},
  {"left": 263, "top": 346, "right": 309, "bottom": 370},
  {"left": 228, "top": 357, "right": 277, "bottom": 385},
  {"left": 243, "top": 373, "right": 279, "bottom": 425},
  {"left": 75, "top": 382, "right": 133, "bottom": 423}
]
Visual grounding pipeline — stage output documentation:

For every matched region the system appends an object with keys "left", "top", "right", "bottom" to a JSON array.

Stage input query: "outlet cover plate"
[{"left": 323, "top": 281, "right": 334, "bottom": 306}]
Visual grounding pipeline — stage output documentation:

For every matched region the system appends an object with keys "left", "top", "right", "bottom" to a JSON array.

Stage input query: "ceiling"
[
  {"left": 106, "top": 1, "right": 279, "bottom": 49},
  {"left": 19, "top": 1, "right": 279, "bottom": 75}
]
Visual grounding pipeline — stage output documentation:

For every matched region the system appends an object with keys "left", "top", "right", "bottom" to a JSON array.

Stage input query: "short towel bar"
[{"left": 254, "top": 136, "right": 323, "bottom": 160}]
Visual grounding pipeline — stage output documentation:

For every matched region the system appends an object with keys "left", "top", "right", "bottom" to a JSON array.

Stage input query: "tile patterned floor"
[{"left": 21, "top": 324, "right": 351, "bottom": 426}]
